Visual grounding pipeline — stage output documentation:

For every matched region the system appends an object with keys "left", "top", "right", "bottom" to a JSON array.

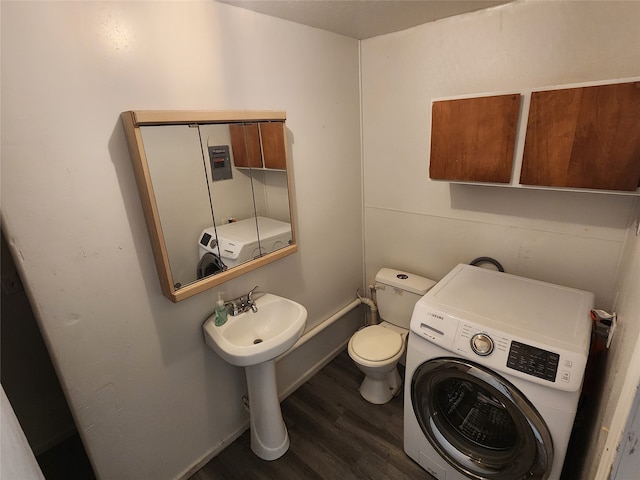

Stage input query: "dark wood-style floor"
[{"left": 190, "top": 350, "right": 435, "bottom": 480}]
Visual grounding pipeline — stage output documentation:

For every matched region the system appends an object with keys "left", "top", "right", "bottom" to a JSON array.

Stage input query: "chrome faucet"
[
  {"left": 225, "top": 300, "right": 240, "bottom": 317},
  {"left": 227, "top": 286, "right": 259, "bottom": 315},
  {"left": 246, "top": 286, "right": 259, "bottom": 313}
]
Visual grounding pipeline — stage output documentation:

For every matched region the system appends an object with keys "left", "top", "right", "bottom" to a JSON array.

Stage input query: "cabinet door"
[
  {"left": 230, "top": 123, "right": 262, "bottom": 168},
  {"left": 429, "top": 94, "right": 520, "bottom": 183},
  {"left": 259, "top": 122, "right": 287, "bottom": 170},
  {"left": 521, "top": 82, "right": 640, "bottom": 191}
]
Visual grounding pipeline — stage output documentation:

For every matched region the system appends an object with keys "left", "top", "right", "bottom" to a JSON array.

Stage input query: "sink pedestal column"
[{"left": 244, "top": 359, "right": 289, "bottom": 460}]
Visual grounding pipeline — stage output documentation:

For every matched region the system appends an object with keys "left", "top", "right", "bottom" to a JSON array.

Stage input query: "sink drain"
[{"left": 253, "top": 339, "right": 263, "bottom": 344}]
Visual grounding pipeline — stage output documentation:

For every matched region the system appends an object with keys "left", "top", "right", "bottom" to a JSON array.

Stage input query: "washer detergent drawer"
[{"left": 410, "top": 358, "right": 553, "bottom": 480}]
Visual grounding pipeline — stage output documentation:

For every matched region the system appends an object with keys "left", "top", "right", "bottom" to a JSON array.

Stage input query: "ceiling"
[{"left": 218, "top": 0, "right": 512, "bottom": 40}]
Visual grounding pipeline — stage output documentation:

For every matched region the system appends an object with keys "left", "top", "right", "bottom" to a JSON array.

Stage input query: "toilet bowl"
[
  {"left": 348, "top": 268, "right": 436, "bottom": 404},
  {"left": 348, "top": 322, "right": 407, "bottom": 404}
]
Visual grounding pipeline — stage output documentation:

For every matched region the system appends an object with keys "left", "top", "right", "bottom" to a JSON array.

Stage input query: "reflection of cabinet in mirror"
[
  {"left": 121, "top": 111, "right": 297, "bottom": 303},
  {"left": 230, "top": 122, "right": 287, "bottom": 170}
]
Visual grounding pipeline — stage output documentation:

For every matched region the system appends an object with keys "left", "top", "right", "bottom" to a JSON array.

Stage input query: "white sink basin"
[
  {"left": 202, "top": 292, "right": 308, "bottom": 460},
  {"left": 203, "top": 293, "right": 307, "bottom": 367}
]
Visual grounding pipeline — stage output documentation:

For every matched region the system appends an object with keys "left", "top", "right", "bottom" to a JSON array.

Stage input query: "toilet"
[{"left": 348, "top": 268, "right": 436, "bottom": 404}]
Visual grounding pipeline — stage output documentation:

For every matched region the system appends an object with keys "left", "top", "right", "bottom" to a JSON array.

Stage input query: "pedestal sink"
[{"left": 203, "top": 293, "right": 307, "bottom": 460}]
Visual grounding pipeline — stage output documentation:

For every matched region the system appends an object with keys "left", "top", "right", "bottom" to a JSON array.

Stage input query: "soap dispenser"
[{"left": 214, "top": 292, "right": 228, "bottom": 327}]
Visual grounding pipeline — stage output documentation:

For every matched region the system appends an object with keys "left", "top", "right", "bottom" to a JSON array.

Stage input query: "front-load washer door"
[{"left": 411, "top": 358, "right": 553, "bottom": 480}]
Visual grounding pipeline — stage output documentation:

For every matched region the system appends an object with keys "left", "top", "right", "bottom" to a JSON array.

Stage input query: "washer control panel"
[
  {"left": 454, "top": 321, "right": 584, "bottom": 391},
  {"left": 507, "top": 341, "right": 559, "bottom": 382},
  {"left": 410, "top": 302, "right": 588, "bottom": 392}
]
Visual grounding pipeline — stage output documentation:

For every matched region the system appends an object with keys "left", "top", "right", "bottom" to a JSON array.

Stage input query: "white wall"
[
  {"left": 1, "top": 2, "right": 362, "bottom": 479},
  {"left": 361, "top": 0, "right": 640, "bottom": 306},
  {"left": 1, "top": 387, "right": 45, "bottom": 480},
  {"left": 586, "top": 200, "right": 640, "bottom": 478}
]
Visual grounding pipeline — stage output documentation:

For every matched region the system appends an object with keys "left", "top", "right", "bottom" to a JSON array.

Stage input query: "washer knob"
[{"left": 470, "top": 333, "right": 494, "bottom": 356}]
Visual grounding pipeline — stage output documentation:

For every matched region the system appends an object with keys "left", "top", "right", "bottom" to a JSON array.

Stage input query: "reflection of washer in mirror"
[
  {"left": 198, "top": 217, "right": 292, "bottom": 272},
  {"left": 208, "top": 145, "right": 233, "bottom": 181},
  {"left": 196, "top": 253, "right": 227, "bottom": 280},
  {"left": 196, "top": 231, "right": 227, "bottom": 279}
]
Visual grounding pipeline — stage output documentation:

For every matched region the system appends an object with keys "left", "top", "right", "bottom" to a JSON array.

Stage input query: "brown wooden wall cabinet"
[
  {"left": 230, "top": 121, "right": 287, "bottom": 170},
  {"left": 429, "top": 79, "right": 640, "bottom": 194},
  {"left": 520, "top": 81, "right": 640, "bottom": 191},
  {"left": 429, "top": 94, "right": 521, "bottom": 183}
]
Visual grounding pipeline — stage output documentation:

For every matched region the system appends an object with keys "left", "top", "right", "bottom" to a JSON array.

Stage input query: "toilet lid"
[{"left": 352, "top": 325, "right": 403, "bottom": 362}]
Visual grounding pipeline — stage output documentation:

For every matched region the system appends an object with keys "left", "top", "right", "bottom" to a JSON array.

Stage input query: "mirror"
[{"left": 121, "top": 111, "right": 297, "bottom": 302}]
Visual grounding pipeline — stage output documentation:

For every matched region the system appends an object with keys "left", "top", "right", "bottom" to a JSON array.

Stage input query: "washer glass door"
[{"left": 411, "top": 358, "right": 553, "bottom": 480}]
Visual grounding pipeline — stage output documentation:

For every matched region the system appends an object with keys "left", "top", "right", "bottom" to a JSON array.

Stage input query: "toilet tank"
[{"left": 375, "top": 268, "right": 436, "bottom": 329}]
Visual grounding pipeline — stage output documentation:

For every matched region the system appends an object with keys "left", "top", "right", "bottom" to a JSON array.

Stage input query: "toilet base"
[{"left": 358, "top": 367, "right": 402, "bottom": 404}]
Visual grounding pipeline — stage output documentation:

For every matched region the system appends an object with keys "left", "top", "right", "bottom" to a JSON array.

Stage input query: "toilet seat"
[{"left": 350, "top": 325, "right": 403, "bottom": 362}]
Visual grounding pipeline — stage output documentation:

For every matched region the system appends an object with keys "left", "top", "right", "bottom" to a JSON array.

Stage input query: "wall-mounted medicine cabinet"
[{"left": 121, "top": 110, "right": 297, "bottom": 302}]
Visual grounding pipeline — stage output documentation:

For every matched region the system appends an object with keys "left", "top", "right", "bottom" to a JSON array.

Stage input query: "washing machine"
[{"left": 404, "top": 264, "right": 594, "bottom": 480}]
